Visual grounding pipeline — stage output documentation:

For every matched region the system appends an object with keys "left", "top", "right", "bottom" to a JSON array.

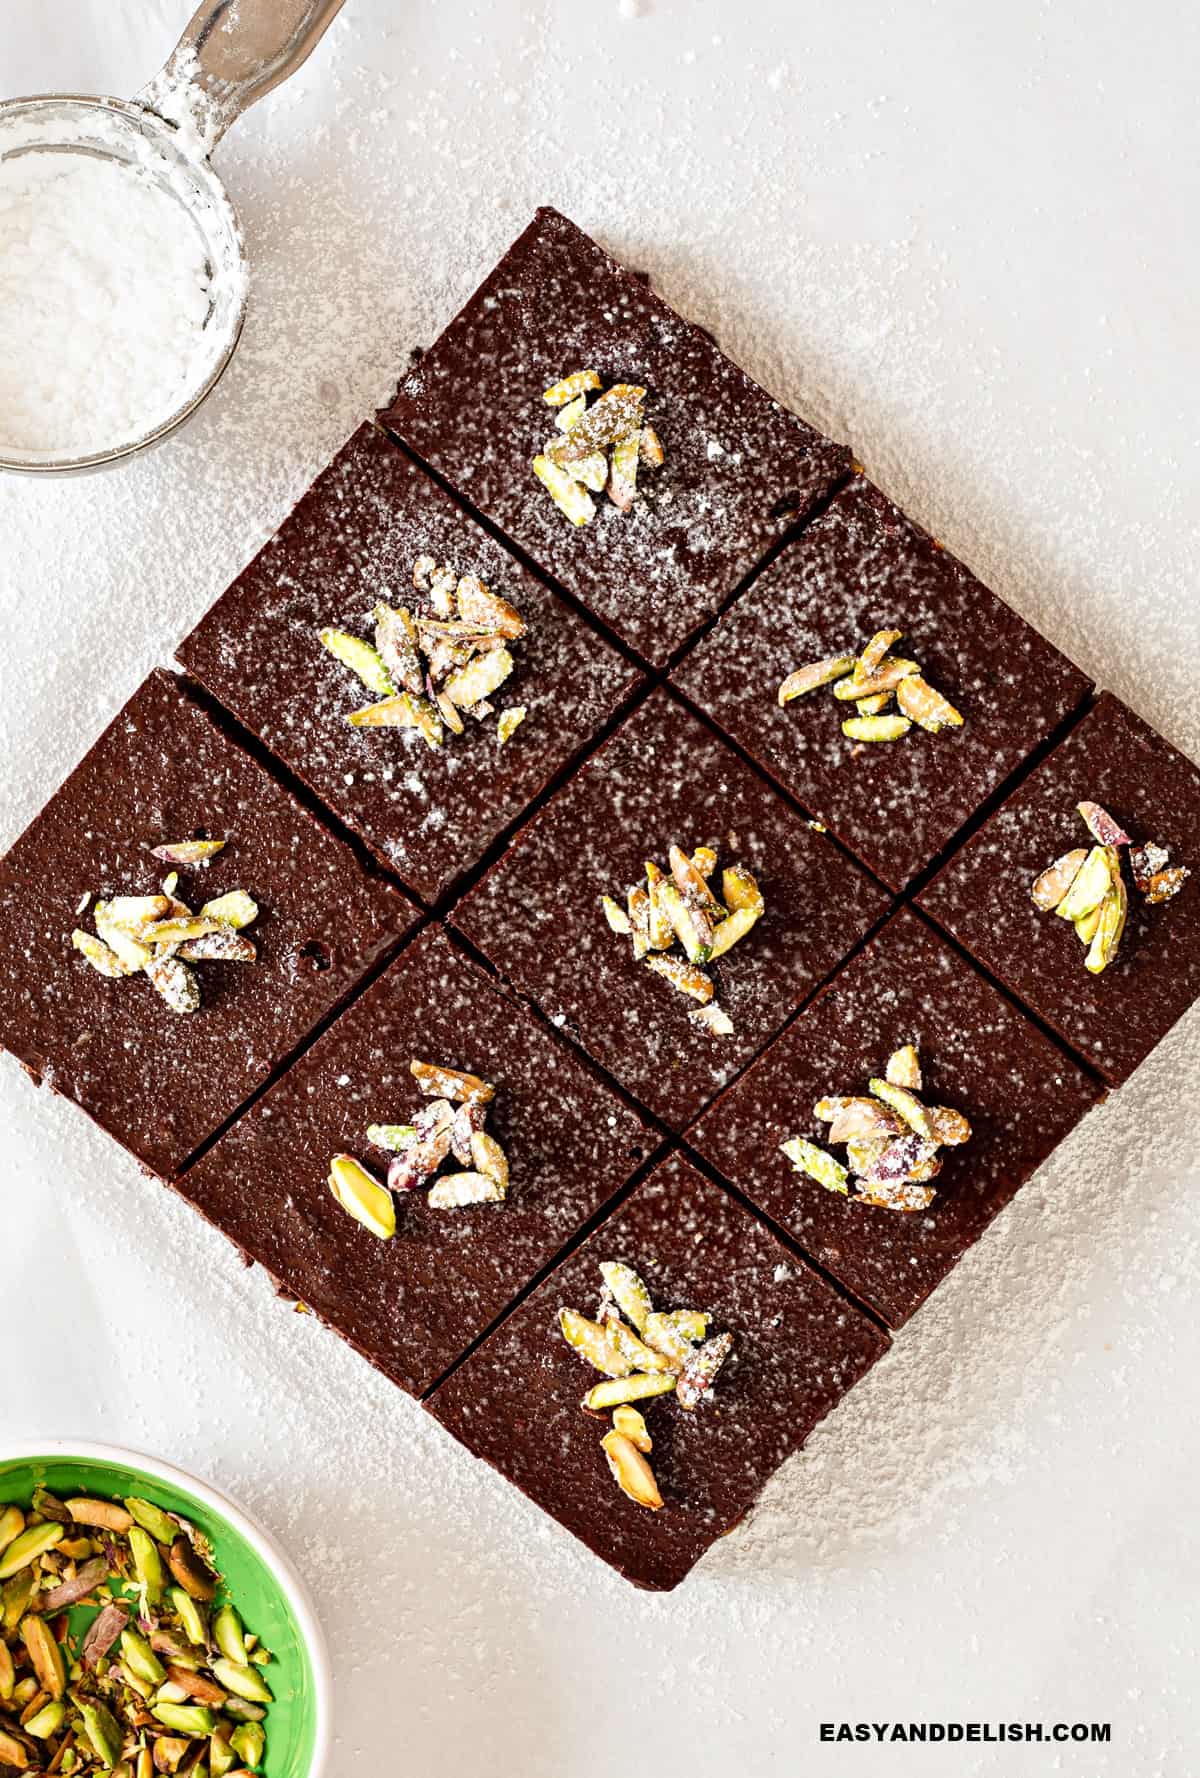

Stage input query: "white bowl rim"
[{"left": 0, "top": 1438, "right": 333, "bottom": 1778}]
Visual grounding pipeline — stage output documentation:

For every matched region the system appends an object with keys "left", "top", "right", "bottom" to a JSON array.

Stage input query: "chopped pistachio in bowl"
[{"left": 0, "top": 1444, "right": 330, "bottom": 1778}]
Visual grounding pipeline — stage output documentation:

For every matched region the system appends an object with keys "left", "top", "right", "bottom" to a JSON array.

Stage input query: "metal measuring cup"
[{"left": 0, "top": 0, "right": 345, "bottom": 475}]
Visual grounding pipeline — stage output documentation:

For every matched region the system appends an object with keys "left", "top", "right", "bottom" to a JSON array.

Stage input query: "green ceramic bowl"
[{"left": 0, "top": 1442, "right": 331, "bottom": 1778}]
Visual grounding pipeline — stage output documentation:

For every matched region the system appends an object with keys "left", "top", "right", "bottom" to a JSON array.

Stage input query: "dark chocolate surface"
[
  {"left": 0, "top": 671, "right": 414, "bottom": 1177},
  {"left": 454, "top": 689, "right": 892, "bottom": 1130},
  {"left": 919, "top": 692, "right": 1200, "bottom": 1085},
  {"left": 425, "top": 1153, "right": 889, "bottom": 1590},
  {"left": 177, "top": 424, "right": 642, "bottom": 905},
  {"left": 177, "top": 927, "right": 657, "bottom": 1396},
  {"left": 382, "top": 208, "right": 851, "bottom": 667},
  {"left": 672, "top": 477, "right": 1093, "bottom": 890},
  {"left": 690, "top": 908, "right": 1104, "bottom": 1327}
]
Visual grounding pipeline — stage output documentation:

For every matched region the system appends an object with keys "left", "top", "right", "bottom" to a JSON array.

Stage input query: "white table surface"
[{"left": 3, "top": 3, "right": 1198, "bottom": 1773}]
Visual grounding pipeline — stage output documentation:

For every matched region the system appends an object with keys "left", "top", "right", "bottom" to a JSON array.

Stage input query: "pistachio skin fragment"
[
  {"left": 777, "top": 653, "right": 856, "bottom": 705},
  {"left": 600, "top": 1431, "right": 664, "bottom": 1511},
  {"left": 1077, "top": 801, "right": 1131, "bottom": 848},
  {"left": 1031, "top": 848, "right": 1088, "bottom": 912},
  {"left": 598, "top": 1261, "right": 653, "bottom": 1334},
  {"left": 0, "top": 1521, "right": 63, "bottom": 1580},
  {"left": 150, "top": 839, "right": 227, "bottom": 865},
  {"left": 583, "top": 1372, "right": 678, "bottom": 1412},
  {"left": 780, "top": 1135, "right": 849, "bottom": 1196},
  {"left": 842, "top": 713, "right": 912, "bottom": 742},
  {"left": 410, "top": 1060, "right": 495, "bottom": 1104}
]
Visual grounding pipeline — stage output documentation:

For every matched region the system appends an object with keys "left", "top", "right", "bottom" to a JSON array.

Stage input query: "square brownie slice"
[
  {"left": 0, "top": 670, "right": 414, "bottom": 1177},
  {"left": 382, "top": 207, "right": 851, "bottom": 667},
  {"left": 454, "top": 689, "right": 891, "bottom": 1130},
  {"left": 425, "top": 1153, "right": 889, "bottom": 1590},
  {"left": 672, "top": 476, "right": 1093, "bottom": 889},
  {"left": 689, "top": 907, "right": 1103, "bottom": 1327},
  {"left": 177, "top": 424, "right": 643, "bottom": 905},
  {"left": 919, "top": 692, "right": 1200, "bottom": 1085},
  {"left": 177, "top": 926, "right": 657, "bottom": 1397}
]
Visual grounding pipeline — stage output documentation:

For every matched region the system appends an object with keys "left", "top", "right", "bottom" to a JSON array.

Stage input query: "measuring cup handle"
[{"left": 136, "top": 0, "right": 346, "bottom": 151}]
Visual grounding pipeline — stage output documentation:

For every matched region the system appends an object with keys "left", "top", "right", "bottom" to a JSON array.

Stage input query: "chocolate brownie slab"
[
  {"left": 454, "top": 689, "right": 891, "bottom": 1130},
  {"left": 178, "top": 424, "right": 642, "bottom": 904},
  {"left": 425, "top": 1154, "right": 889, "bottom": 1589},
  {"left": 382, "top": 208, "right": 851, "bottom": 666},
  {"left": 689, "top": 908, "right": 1103, "bottom": 1327},
  {"left": 673, "top": 476, "right": 1093, "bottom": 889},
  {"left": 919, "top": 692, "right": 1200, "bottom": 1084},
  {"left": 0, "top": 671, "right": 413, "bottom": 1176},
  {"left": 178, "top": 927, "right": 657, "bottom": 1396}
]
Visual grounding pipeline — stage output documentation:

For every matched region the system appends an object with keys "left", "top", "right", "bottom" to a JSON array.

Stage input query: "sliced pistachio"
[
  {"left": 598, "top": 1262, "right": 654, "bottom": 1335},
  {"left": 854, "top": 1178, "right": 937, "bottom": 1213},
  {"left": 688, "top": 1002, "right": 735, "bottom": 1037},
  {"left": 128, "top": 1526, "right": 165, "bottom": 1606},
  {"left": 328, "top": 1154, "right": 396, "bottom": 1241},
  {"left": 496, "top": 706, "right": 527, "bottom": 745},
  {"left": 211, "top": 1659, "right": 272, "bottom": 1705},
  {"left": 833, "top": 659, "right": 919, "bottom": 700},
  {"left": 443, "top": 646, "right": 514, "bottom": 710},
  {"left": 894, "top": 674, "right": 964, "bottom": 732},
  {"left": 24, "top": 1698, "right": 64, "bottom": 1740},
  {"left": 690, "top": 845, "right": 717, "bottom": 879},
  {"left": 72, "top": 928, "right": 134, "bottom": 978},
  {"left": 532, "top": 454, "right": 595, "bottom": 525},
  {"left": 93, "top": 904, "right": 153, "bottom": 971},
  {"left": 120, "top": 1628, "right": 166, "bottom": 1689},
  {"left": 456, "top": 577, "right": 525, "bottom": 641},
  {"left": 600, "top": 1431, "right": 663, "bottom": 1510},
  {"left": 645, "top": 954, "right": 714, "bottom": 1003},
  {"left": 1054, "top": 845, "right": 1112, "bottom": 922},
  {"left": 150, "top": 840, "right": 226, "bottom": 865},
  {"left": 0, "top": 1507, "right": 23, "bottom": 1556},
  {"left": 611, "top": 1405, "right": 652, "bottom": 1455},
  {"left": 601, "top": 894, "right": 632, "bottom": 935},
  {"left": 430, "top": 688, "right": 464, "bottom": 737},
  {"left": 1130, "top": 841, "right": 1170, "bottom": 893},
  {"left": 927, "top": 1106, "right": 972, "bottom": 1145},
  {"left": 857, "top": 1133, "right": 940, "bottom": 1188},
  {"left": 565, "top": 450, "right": 609, "bottom": 492},
  {"left": 145, "top": 955, "right": 201, "bottom": 1015},
  {"left": 602, "top": 1317, "right": 676, "bottom": 1375},
  {"left": 556, "top": 393, "right": 587, "bottom": 432},
  {"left": 607, "top": 430, "right": 641, "bottom": 511},
  {"left": 167, "top": 1537, "right": 217, "bottom": 1603},
  {"left": 846, "top": 1134, "right": 891, "bottom": 1176},
  {"left": 1075, "top": 905, "right": 1103, "bottom": 944},
  {"left": 229, "top": 1723, "right": 266, "bottom": 1771},
  {"left": 372, "top": 603, "right": 425, "bottom": 695},
  {"left": 721, "top": 863, "right": 762, "bottom": 912},
  {"left": 1085, "top": 876, "right": 1127, "bottom": 976},
  {"left": 677, "top": 1330, "right": 734, "bottom": 1410},
  {"left": 658, "top": 881, "right": 713, "bottom": 964},
  {"left": 168, "top": 1587, "right": 208, "bottom": 1650},
  {"left": 707, "top": 900, "right": 762, "bottom": 960},
  {"left": 644, "top": 861, "right": 674, "bottom": 951},
  {"left": 147, "top": 914, "right": 226, "bottom": 949},
  {"left": 469, "top": 1130, "right": 509, "bottom": 1193},
  {"left": 1077, "top": 801, "right": 1131, "bottom": 848},
  {"left": 543, "top": 369, "right": 601, "bottom": 406},
  {"left": 780, "top": 1135, "right": 848, "bottom": 1196},
  {"left": 627, "top": 883, "right": 651, "bottom": 961},
  {"left": 194, "top": 890, "right": 256, "bottom": 932},
  {"left": 366, "top": 1123, "right": 416, "bottom": 1152},
  {"left": 21, "top": 1618, "right": 65, "bottom": 1698},
  {"left": 2, "top": 1572, "right": 35, "bottom": 1632},
  {"left": 76, "top": 1696, "right": 124, "bottom": 1766},
  {"left": 885, "top": 1043, "right": 922, "bottom": 1090},
  {"left": 410, "top": 1060, "right": 494, "bottom": 1103},
  {"left": 0, "top": 1522, "right": 63, "bottom": 1581},
  {"left": 125, "top": 1497, "right": 178, "bottom": 1545},
  {"left": 153, "top": 1703, "right": 216, "bottom": 1736},
  {"left": 668, "top": 844, "right": 723, "bottom": 920},
  {"left": 0, "top": 1639, "right": 12, "bottom": 1700},
  {"left": 177, "top": 930, "right": 257, "bottom": 963},
  {"left": 558, "top": 1309, "right": 632, "bottom": 1378},
  {"left": 855, "top": 692, "right": 892, "bottom": 716},
  {"left": 1144, "top": 865, "right": 1190, "bottom": 903},
  {"left": 642, "top": 1311, "right": 700, "bottom": 1369},
  {"left": 857, "top": 628, "right": 903, "bottom": 676},
  {"left": 1031, "top": 848, "right": 1088, "bottom": 912},
  {"left": 102, "top": 894, "right": 171, "bottom": 932},
  {"left": 582, "top": 1372, "right": 678, "bottom": 1412},
  {"left": 868, "top": 1077, "right": 933, "bottom": 1140},
  {"left": 826, "top": 1098, "right": 903, "bottom": 1145},
  {"left": 639, "top": 425, "right": 665, "bottom": 466},
  {"left": 842, "top": 714, "right": 913, "bottom": 742},
  {"left": 545, "top": 384, "right": 645, "bottom": 463},
  {"left": 777, "top": 653, "right": 856, "bottom": 705},
  {"left": 318, "top": 627, "right": 395, "bottom": 697},
  {"left": 212, "top": 1605, "right": 248, "bottom": 1670},
  {"left": 0, "top": 1727, "right": 29, "bottom": 1770}
]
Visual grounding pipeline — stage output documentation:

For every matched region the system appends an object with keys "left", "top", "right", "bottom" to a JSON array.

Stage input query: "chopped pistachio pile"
[
  {"left": 781, "top": 1042, "right": 972, "bottom": 1213},
  {"left": 1030, "top": 800, "right": 1189, "bottom": 977},
  {"left": 601, "top": 845, "right": 764, "bottom": 1036},
  {"left": 319, "top": 555, "right": 527, "bottom": 751},
  {"left": 70, "top": 841, "right": 258, "bottom": 1016},
  {"left": 778, "top": 626, "right": 964, "bottom": 744},
  {"left": 0, "top": 1485, "right": 272, "bottom": 1778},
  {"left": 559, "top": 1260, "right": 735, "bottom": 1511},
  {"left": 328, "top": 1059, "right": 506, "bottom": 1241},
  {"left": 533, "top": 371, "right": 665, "bottom": 527}
]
